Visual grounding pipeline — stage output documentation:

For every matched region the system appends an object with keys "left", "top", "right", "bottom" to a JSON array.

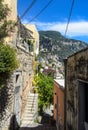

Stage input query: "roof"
[
  {"left": 54, "top": 78, "right": 65, "bottom": 89},
  {"left": 67, "top": 46, "right": 88, "bottom": 59}
]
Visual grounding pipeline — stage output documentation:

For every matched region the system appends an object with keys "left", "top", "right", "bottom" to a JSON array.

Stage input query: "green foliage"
[
  {"left": 39, "top": 31, "right": 65, "bottom": 41},
  {"left": 0, "top": 0, "right": 15, "bottom": 42},
  {"left": 27, "top": 40, "right": 34, "bottom": 52},
  {"left": 0, "top": 0, "right": 9, "bottom": 21},
  {"left": 0, "top": 44, "right": 18, "bottom": 88},
  {"left": 39, "top": 31, "right": 87, "bottom": 60},
  {"left": 34, "top": 73, "right": 54, "bottom": 114},
  {"left": 0, "top": 44, "right": 18, "bottom": 73}
]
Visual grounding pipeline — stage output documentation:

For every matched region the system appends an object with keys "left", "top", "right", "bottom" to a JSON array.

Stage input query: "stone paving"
[
  {"left": 19, "top": 124, "right": 57, "bottom": 130},
  {"left": 20, "top": 112, "right": 57, "bottom": 130}
]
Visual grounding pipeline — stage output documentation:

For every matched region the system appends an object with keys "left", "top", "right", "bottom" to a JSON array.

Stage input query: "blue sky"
[{"left": 17, "top": 0, "right": 88, "bottom": 43}]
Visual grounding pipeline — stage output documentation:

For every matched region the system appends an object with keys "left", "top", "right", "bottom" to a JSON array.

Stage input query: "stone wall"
[
  {"left": 0, "top": 74, "right": 16, "bottom": 130},
  {"left": 65, "top": 47, "right": 88, "bottom": 130},
  {"left": 16, "top": 45, "right": 33, "bottom": 118},
  {"left": 0, "top": 42, "right": 33, "bottom": 130},
  {"left": 0, "top": 1, "right": 35, "bottom": 130}
]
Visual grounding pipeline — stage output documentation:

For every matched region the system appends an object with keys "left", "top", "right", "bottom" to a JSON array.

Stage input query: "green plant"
[
  {"left": 0, "top": 44, "right": 18, "bottom": 73},
  {"left": 0, "top": 0, "right": 15, "bottom": 42},
  {"left": 27, "top": 40, "right": 34, "bottom": 52},
  {"left": 34, "top": 73, "right": 54, "bottom": 114},
  {"left": 0, "top": 44, "right": 18, "bottom": 88}
]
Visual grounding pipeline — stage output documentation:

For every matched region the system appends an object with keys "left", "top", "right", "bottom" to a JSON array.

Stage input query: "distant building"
[
  {"left": 65, "top": 47, "right": 88, "bottom": 130},
  {"left": 54, "top": 78, "right": 65, "bottom": 130},
  {"left": 24, "top": 24, "right": 39, "bottom": 56},
  {"left": 43, "top": 67, "right": 56, "bottom": 77}
]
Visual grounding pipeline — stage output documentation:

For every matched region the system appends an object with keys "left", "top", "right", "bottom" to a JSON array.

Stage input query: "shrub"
[
  {"left": 0, "top": 44, "right": 18, "bottom": 88},
  {"left": 0, "top": 44, "right": 18, "bottom": 73},
  {"left": 33, "top": 73, "right": 54, "bottom": 114}
]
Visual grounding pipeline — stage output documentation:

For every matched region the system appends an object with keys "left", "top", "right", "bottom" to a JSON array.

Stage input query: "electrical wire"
[
  {"left": 64, "top": 0, "right": 75, "bottom": 37},
  {"left": 29, "top": 0, "right": 53, "bottom": 22},
  {"left": 20, "top": 0, "right": 37, "bottom": 20}
]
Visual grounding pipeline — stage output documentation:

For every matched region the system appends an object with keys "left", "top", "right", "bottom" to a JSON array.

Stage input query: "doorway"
[
  {"left": 14, "top": 73, "right": 21, "bottom": 125},
  {"left": 78, "top": 81, "right": 88, "bottom": 130}
]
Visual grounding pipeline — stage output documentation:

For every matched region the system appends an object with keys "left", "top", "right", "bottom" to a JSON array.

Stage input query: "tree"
[
  {"left": 33, "top": 73, "right": 54, "bottom": 114},
  {"left": 0, "top": 0, "right": 14, "bottom": 42}
]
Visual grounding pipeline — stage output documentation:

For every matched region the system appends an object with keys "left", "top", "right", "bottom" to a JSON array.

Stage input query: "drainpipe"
[{"left": 64, "top": 58, "right": 67, "bottom": 130}]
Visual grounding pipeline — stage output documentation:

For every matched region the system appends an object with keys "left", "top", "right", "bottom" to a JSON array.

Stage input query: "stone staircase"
[{"left": 21, "top": 93, "right": 38, "bottom": 127}]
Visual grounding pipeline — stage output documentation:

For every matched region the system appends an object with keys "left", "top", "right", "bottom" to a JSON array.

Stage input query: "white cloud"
[
  {"left": 22, "top": 20, "right": 88, "bottom": 37},
  {"left": 22, "top": 19, "right": 29, "bottom": 24}
]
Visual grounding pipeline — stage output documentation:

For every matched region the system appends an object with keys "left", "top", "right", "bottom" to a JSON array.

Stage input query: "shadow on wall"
[
  {"left": 41, "top": 112, "right": 56, "bottom": 126},
  {"left": 9, "top": 114, "right": 20, "bottom": 130},
  {"left": 0, "top": 81, "right": 9, "bottom": 119}
]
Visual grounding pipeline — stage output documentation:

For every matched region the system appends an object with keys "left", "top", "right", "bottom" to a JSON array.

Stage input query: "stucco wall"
[
  {"left": 54, "top": 80, "right": 64, "bottom": 130},
  {"left": 4, "top": 0, "right": 17, "bottom": 20},
  {"left": 65, "top": 47, "right": 88, "bottom": 130},
  {"left": 3, "top": 0, "right": 18, "bottom": 45}
]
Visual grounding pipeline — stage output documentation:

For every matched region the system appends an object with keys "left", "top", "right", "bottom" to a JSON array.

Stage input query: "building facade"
[
  {"left": 54, "top": 79, "right": 65, "bottom": 130},
  {"left": 0, "top": 0, "right": 38, "bottom": 130},
  {"left": 4, "top": 0, "right": 18, "bottom": 45},
  {"left": 65, "top": 47, "right": 88, "bottom": 130},
  {"left": 24, "top": 24, "right": 39, "bottom": 56}
]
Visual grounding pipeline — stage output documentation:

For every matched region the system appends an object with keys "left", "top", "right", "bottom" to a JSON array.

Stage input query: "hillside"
[{"left": 38, "top": 31, "right": 88, "bottom": 77}]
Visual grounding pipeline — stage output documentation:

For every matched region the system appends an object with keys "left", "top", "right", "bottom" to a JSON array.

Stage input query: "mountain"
[{"left": 38, "top": 31, "right": 88, "bottom": 77}]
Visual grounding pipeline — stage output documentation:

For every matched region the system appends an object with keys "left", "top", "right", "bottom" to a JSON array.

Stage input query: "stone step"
[
  {"left": 26, "top": 104, "right": 37, "bottom": 107},
  {"left": 21, "top": 121, "right": 33, "bottom": 125},
  {"left": 27, "top": 99, "right": 37, "bottom": 102},
  {"left": 27, "top": 99, "right": 37, "bottom": 101},
  {"left": 23, "top": 111, "right": 35, "bottom": 115},
  {"left": 26, "top": 103, "right": 37, "bottom": 106},
  {"left": 25, "top": 109, "right": 35, "bottom": 113},
  {"left": 24, "top": 108, "right": 35, "bottom": 112},
  {"left": 28, "top": 95, "right": 37, "bottom": 97},
  {"left": 22, "top": 119, "right": 33, "bottom": 123},
  {"left": 27, "top": 101, "right": 37, "bottom": 103},
  {"left": 22, "top": 118, "right": 33, "bottom": 122},
  {"left": 26, "top": 104, "right": 36, "bottom": 107},
  {"left": 28, "top": 97, "right": 37, "bottom": 100},
  {"left": 27, "top": 96, "right": 38, "bottom": 98},
  {"left": 22, "top": 118, "right": 33, "bottom": 121},
  {"left": 25, "top": 107, "right": 35, "bottom": 110},
  {"left": 23, "top": 114, "right": 34, "bottom": 118},
  {"left": 21, "top": 93, "right": 38, "bottom": 126},
  {"left": 29, "top": 93, "right": 38, "bottom": 96},
  {"left": 27, "top": 98, "right": 38, "bottom": 101},
  {"left": 27, "top": 95, "right": 38, "bottom": 97},
  {"left": 21, "top": 121, "right": 33, "bottom": 126},
  {"left": 24, "top": 111, "right": 35, "bottom": 115}
]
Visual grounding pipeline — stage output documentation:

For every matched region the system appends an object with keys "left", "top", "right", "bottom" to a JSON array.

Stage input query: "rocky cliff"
[{"left": 39, "top": 31, "right": 88, "bottom": 77}]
